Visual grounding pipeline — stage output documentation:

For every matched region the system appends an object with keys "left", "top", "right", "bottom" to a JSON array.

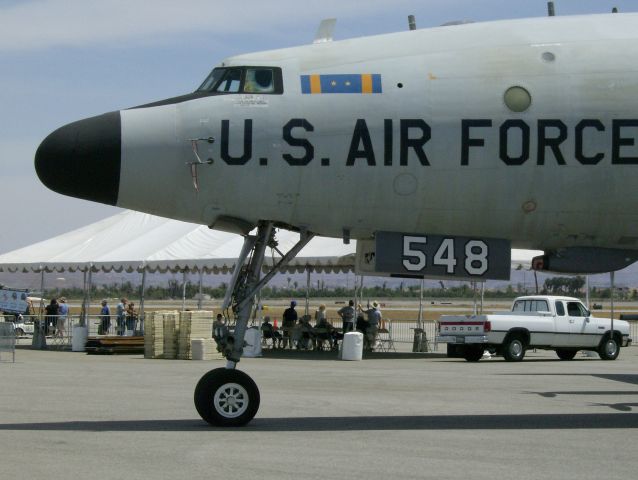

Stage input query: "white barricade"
[{"left": 0, "top": 322, "right": 16, "bottom": 362}]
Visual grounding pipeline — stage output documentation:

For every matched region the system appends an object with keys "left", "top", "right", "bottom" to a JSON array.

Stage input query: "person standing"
[
  {"left": 338, "top": 300, "right": 355, "bottom": 333},
  {"left": 57, "top": 297, "right": 69, "bottom": 337},
  {"left": 99, "top": 300, "right": 111, "bottom": 335},
  {"left": 281, "top": 300, "right": 298, "bottom": 349},
  {"left": 359, "top": 301, "right": 382, "bottom": 351},
  {"left": 314, "top": 304, "right": 327, "bottom": 324},
  {"left": 116, "top": 298, "right": 128, "bottom": 336},
  {"left": 44, "top": 298, "right": 59, "bottom": 336},
  {"left": 126, "top": 302, "right": 137, "bottom": 334}
]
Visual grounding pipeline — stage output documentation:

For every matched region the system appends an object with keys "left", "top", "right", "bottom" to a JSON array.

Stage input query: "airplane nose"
[{"left": 34, "top": 111, "right": 121, "bottom": 206}]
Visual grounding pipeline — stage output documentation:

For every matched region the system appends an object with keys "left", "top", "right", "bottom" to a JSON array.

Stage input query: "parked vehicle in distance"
[{"left": 436, "top": 295, "right": 632, "bottom": 362}]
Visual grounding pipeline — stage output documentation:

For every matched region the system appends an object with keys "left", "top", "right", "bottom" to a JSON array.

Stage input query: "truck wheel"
[
  {"left": 194, "top": 368, "right": 260, "bottom": 427},
  {"left": 463, "top": 346, "right": 484, "bottom": 362},
  {"left": 598, "top": 335, "right": 620, "bottom": 361},
  {"left": 14, "top": 327, "right": 25, "bottom": 337},
  {"left": 555, "top": 349, "right": 577, "bottom": 361},
  {"left": 503, "top": 335, "right": 526, "bottom": 362}
]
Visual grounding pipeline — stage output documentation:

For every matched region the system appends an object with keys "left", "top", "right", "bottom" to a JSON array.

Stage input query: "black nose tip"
[{"left": 35, "top": 111, "right": 121, "bottom": 206}]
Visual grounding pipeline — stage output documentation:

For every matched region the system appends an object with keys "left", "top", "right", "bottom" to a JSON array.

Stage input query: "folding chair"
[{"left": 376, "top": 320, "right": 396, "bottom": 352}]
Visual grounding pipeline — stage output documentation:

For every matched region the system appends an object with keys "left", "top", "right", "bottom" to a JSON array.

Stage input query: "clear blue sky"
[{"left": 0, "top": 0, "right": 635, "bottom": 254}]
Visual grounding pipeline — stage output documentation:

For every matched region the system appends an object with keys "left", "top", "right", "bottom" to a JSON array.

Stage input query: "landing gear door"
[{"left": 356, "top": 231, "right": 511, "bottom": 281}]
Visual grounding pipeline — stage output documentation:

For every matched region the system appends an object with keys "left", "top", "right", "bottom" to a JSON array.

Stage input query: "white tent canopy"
[
  {"left": 0, "top": 210, "right": 539, "bottom": 275},
  {"left": 0, "top": 210, "right": 356, "bottom": 274}
]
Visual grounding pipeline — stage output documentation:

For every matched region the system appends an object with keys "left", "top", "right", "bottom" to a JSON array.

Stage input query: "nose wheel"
[{"left": 194, "top": 368, "right": 260, "bottom": 427}]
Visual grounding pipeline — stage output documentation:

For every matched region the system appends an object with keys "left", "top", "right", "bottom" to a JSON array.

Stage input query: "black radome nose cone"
[{"left": 35, "top": 111, "right": 121, "bottom": 206}]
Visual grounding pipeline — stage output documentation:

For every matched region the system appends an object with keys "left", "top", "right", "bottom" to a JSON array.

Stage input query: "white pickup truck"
[{"left": 436, "top": 295, "right": 632, "bottom": 362}]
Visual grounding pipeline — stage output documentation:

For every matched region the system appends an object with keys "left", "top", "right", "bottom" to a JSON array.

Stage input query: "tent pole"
[
  {"left": 182, "top": 270, "right": 187, "bottom": 312},
  {"left": 32, "top": 267, "right": 46, "bottom": 349},
  {"left": 417, "top": 278, "right": 424, "bottom": 329},
  {"left": 305, "top": 268, "right": 311, "bottom": 316},
  {"left": 81, "top": 269, "right": 87, "bottom": 322},
  {"left": 480, "top": 282, "right": 485, "bottom": 314},
  {"left": 472, "top": 281, "right": 478, "bottom": 315},
  {"left": 610, "top": 271, "right": 615, "bottom": 338},
  {"left": 140, "top": 266, "right": 147, "bottom": 332},
  {"left": 197, "top": 269, "right": 203, "bottom": 310},
  {"left": 86, "top": 265, "right": 93, "bottom": 328}
]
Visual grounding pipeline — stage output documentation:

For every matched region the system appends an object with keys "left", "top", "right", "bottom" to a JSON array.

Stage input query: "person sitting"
[
  {"left": 297, "top": 315, "right": 315, "bottom": 350},
  {"left": 212, "top": 314, "right": 230, "bottom": 352},
  {"left": 314, "top": 315, "right": 335, "bottom": 351},
  {"left": 261, "top": 316, "right": 282, "bottom": 348}
]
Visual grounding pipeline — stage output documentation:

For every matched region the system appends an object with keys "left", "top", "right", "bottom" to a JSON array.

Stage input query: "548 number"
[{"left": 402, "top": 236, "right": 489, "bottom": 276}]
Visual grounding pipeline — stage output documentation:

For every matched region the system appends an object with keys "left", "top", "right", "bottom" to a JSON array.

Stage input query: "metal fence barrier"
[
  {"left": 326, "top": 317, "right": 440, "bottom": 351},
  {"left": 0, "top": 322, "right": 16, "bottom": 362},
  {"left": 85, "top": 314, "right": 146, "bottom": 337}
]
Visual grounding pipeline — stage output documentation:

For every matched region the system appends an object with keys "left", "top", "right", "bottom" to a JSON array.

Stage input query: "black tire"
[
  {"left": 598, "top": 334, "right": 620, "bottom": 361},
  {"left": 14, "top": 328, "right": 25, "bottom": 337},
  {"left": 555, "top": 349, "right": 577, "bottom": 361},
  {"left": 503, "top": 335, "right": 526, "bottom": 362},
  {"left": 194, "top": 368, "right": 260, "bottom": 427},
  {"left": 463, "top": 346, "right": 484, "bottom": 362}
]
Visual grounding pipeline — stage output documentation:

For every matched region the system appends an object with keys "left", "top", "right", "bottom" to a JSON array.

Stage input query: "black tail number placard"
[{"left": 376, "top": 232, "right": 510, "bottom": 280}]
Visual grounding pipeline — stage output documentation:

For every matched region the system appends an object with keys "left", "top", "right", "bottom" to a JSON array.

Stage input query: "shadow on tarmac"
[
  {"left": 1, "top": 413, "right": 637, "bottom": 432},
  {"left": 260, "top": 350, "right": 443, "bottom": 361},
  {"left": 504, "top": 373, "right": 638, "bottom": 385}
]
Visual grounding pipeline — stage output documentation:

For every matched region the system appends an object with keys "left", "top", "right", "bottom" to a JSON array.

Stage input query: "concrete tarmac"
[{"left": 1, "top": 346, "right": 638, "bottom": 480}]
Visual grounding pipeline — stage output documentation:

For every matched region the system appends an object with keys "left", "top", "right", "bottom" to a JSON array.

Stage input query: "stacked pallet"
[
  {"left": 162, "top": 311, "right": 180, "bottom": 359},
  {"left": 86, "top": 336, "right": 144, "bottom": 355},
  {"left": 178, "top": 310, "right": 214, "bottom": 360},
  {"left": 191, "top": 338, "right": 224, "bottom": 361},
  {"left": 144, "top": 311, "right": 165, "bottom": 359}
]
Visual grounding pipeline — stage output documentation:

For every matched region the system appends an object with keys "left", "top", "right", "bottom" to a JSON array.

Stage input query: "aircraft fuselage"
[{"left": 36, "top": 13, "right": 638, "bottom": 252}]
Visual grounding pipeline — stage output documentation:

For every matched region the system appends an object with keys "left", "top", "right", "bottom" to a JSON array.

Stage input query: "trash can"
[
  {"left": 72, "top": 325, "right": 88, "bottom": 352},
  {"left": 341, "top": 331, "right": 363, "bottom": 361},
  {"left": 242, "top": 327, "right": 262, "bottom": 358},
  {"left": 191, "top": 339, "right": 205, "bottom": 360},
  {"left": 412, "top": 328, "right": 428, "bottom": 352}
]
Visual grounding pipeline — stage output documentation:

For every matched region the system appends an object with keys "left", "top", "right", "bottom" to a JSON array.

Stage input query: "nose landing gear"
[{"left": 193, "top": 221, "right": 314, "bottom": 426}]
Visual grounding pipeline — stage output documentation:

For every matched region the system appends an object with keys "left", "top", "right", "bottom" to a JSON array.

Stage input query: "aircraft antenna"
[
  {"left": 408, "top": 15, "right": 417, "bottom": 31},
  {"left": 547, "top": 1, "right": 555, "bottom": 16},
  {"left": 313, "top": 18, "right": 336, "bottom": 44}
]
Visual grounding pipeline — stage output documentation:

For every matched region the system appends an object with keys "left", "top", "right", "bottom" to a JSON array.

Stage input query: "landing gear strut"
[{"left": 193, "top": 221, "right": 314, "bottom": 426}]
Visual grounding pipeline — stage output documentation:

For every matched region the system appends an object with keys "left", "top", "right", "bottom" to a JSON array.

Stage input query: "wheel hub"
[
  {"left": 214, "top": 382, "right": 249, "bottom": 418},
  {"left": 511, "top": 341, "right": 522, "bottom": 356},
  {"left": 605, "top": 340, "right": 617, "bottom": 356}
]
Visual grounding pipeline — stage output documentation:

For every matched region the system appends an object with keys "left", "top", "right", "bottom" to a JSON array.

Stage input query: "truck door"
[
  {"left": 566, "top": 301, "right": 598, "bottom": 347},
  {"left": 553, "top": 300, "right": 575, "bottom": 346}
]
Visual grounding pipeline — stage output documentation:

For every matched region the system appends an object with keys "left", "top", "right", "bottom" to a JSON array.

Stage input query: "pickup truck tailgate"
[{"left": 437, "top": 315, "right": 490, "bottom": 344}]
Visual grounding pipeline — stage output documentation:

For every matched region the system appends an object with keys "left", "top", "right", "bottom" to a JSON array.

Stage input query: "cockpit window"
[
  {"left": 244, "top": 68, "right": 275, "bottom": 93},
  {"left": 215, "top": 68, "right": 242, "bottom": 93},
  {"left": 197, "top": 66, "right": 282, "bottom": 94},
  {"left": 197, "top": 68, "right": 225, "bottom": 91}
]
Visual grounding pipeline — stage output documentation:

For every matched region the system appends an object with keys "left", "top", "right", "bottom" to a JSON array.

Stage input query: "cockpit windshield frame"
[{"left": 197, "top": 66, "right": 283, "bottom": 95}]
